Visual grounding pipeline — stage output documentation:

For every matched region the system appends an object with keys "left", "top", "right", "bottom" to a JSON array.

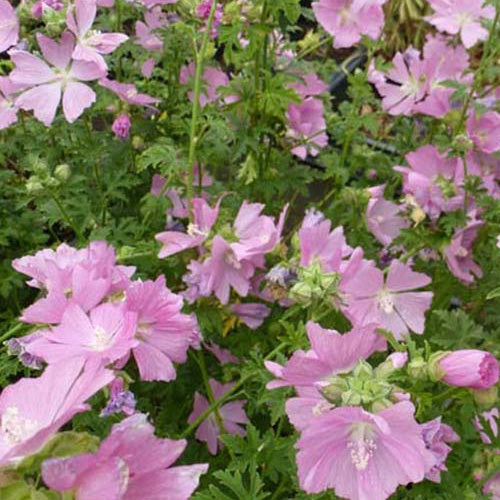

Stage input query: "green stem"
[
  {"left": 0, "top": 323, "right": 27, "bottom": 344},
  {"left": 50, "top": 190, "right": 84, "bottom": 242},
  {"left": 186, "top": 0, "right": 218, "bottom": 221}
]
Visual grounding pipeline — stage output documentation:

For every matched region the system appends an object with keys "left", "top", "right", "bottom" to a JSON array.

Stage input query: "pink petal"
[
  {"left": 63, "top": 82, "right": 95, "bottom": 122},
  {"left": 16, "top": 82, "right": 61, "bottom": 126}
]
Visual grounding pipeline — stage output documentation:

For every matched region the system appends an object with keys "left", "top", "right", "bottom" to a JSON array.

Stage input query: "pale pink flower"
[
  {"left": 0, "top": 359, "right": 113, "bottom": 467},
  {"left": 426, "top": 0, "right": 495, "bottom": 49},
  {"left": 188, "top": 379, "right": 248, "bottom": 455},
  {"left": 230, "top": 302, "right": 270, "bottom": 329},
  {"left": 67, "top": 0, "right": 128, "bottom": 71},
  {"left": 366, "top": 185, "right": 409, "bottom": 247},
  {"left": 156, "top": 198, "right": 220, "bottom": 258},
  {"left": 0, "top": 76, "right": 23, "bottom": 129},
  {"left": 142, "top": 0, "right": 179, "bottom": 7},
  {"left": 180, "top": 63, "right": 236, "bottom": 107},
  {"left": 42, "top": 413, "right": 208, "bottom": 499},
  {"left": 394, "top": 145, "right": 464, "bottom": 219},
  {"left": 10, "top": 32, "right": 104, "bottom": 125},
  {"left": 31, "top": 0, "right": 64, "bottom": 19},
  {"left": 420, "top": 417, "right": 460, "bottom": 482},
  {"left": 0, "top": 0, "right": 19, "bottom": 53},
  {"left": 101, "top": 377, "right": 136, "bottom": 417},
  {"left": 287, "top": 97, "right": 328, "bottom": 159},
  {"left": 312, "top": 0, "right": 387, "bottom": 49},
  {"left": 483, "top": 473, "right": 500, "bottom": 500},
  {"left": 135, "top": 7, "right": 167, "bottom": 52},
  {"left": 141, "top": 57, "right": 156, "bottom": 78},
  {"left": 474, "top": 408, "right": 498, "bottom": 445},
  {"left": 467, "top": 151, "right": 500, "bottom": 198},
  {"left": 289, "top": 72, "right": 328, "bottom": 98},
  {"left": 296, "top": 401, "right": 434, "bottom": 499},
  {"left": 100, "top": 76, "right": 160, "bottom": 106},
  {"left": 27, "top": 303, "right": 138, "bottom": 365},
  {"left": 298, "top": 215, "right": 352, "bottom": 272},
  {"left": 435, "top": 349, "right": 499, "bottom": 390},
  {"left": 125, "top": 276, "right": 200, "bottom": 382},
  {"left": 265, "top": 321, "right": 384, "bottom": 390},
  {"left": 204, "top": 342, "right": 239, "bottom": 364},
  {"left": 444, "top": 220, "right": 484, "bottom": 283},
  {"left": 467, "top": 111, "right": 500, "bottom": 154},
  {"left": 341, "top": 259, "right": 433, "bottom": 339}
]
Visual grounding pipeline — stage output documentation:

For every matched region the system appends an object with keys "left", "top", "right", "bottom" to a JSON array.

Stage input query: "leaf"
[
  {"left": 427, "top": 310, "right": 486, "bottom": 349},
  {"left": 486, "top": 286, "right": 500, "bottom": 300}
]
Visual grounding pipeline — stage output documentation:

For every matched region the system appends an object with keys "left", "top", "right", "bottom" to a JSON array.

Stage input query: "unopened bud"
[{"left": 54, "top": 163, "right": 71, "bottom": 181}]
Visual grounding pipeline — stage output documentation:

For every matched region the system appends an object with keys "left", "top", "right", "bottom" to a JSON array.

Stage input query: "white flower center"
[
  {"left": 90, "top": 326, "right": 113, "bottom": 351},
  {"left": 187, "top": 223, "right": 208, "bottom": 238},
  {"left": 348, "top": 422, "right": 377, "bottom": 471},
  {"left": 224, "top": 249, "right": 241, "bottom": 269},
  {"left": 377, "top": 288, "right": 395, "bottom": 314},
  {"left": 1, "top": 407, "right": 39, "bottom": 445}
]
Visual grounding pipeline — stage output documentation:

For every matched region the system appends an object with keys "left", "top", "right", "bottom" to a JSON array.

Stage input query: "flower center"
[
  {"left": 377, "top": 288, "right": 395, "bottom": 314},
  {"left": 1, "top": 407, "right": 39, "bottom": 445},
  {"left": 90, "top": 326, "right": 113, "bottom": 351},
  {"left": 224, "top": 249, "right": 241, "bottom": 269},
  {"left": 348, "top": 422, "right": 376, "bottom": 471}
]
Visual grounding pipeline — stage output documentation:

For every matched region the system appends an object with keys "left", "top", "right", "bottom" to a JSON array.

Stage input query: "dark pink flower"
[
  {"left": 112, "top": 113, "right": 131, "bottom": 139},
  {"left": 188, "top": 379, "right": 248, "bottom": 455}
]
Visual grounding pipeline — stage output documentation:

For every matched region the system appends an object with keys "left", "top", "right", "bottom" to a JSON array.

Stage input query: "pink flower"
[
  {"left": 230, "top": 302, "right": 270, "bottom": 329},
  {"left": 156, "top": 198, "right": 220, "bottom": 258},
  {"left": 204, "top": 342, "right": 239, "bottom": 364},
  {"left": 366, "top": 186, "right": 409, "bottom": 246},
  {"left": 289, "top": 72, "right": 328, "bottom": 98},
  {"left": 483, "top": 473, "right": 500, "bottom": 500},
  {"left": 112, "top": 113, "right": 131, "bottom": 139},
  {"left": 125, "top": 276, "right": 200, "bottom": 381},
  {"left": 135, "top": 7, "right": 167, "bottom": 52},
  {"left": 31, "top": 0, "right": 64, "bottom": 19},
  {"left": 67, "top": 0, "right": 128, "bottom": 72},
  {"left": 14, "top": 241, "right": 135, "bottom": 324},
  {"left": 180, "top": 63, "right": 235, "bottom": 107},
  {"left": 298, "top": 214, "right": 353, "bottom": 271},
  {"left": 101, "top": 377, "right": 136, "bottom": 417},
  {"left": 142, "top": 0, "right": 179, "bottom": 7},
  {"left": 27, "top": 303, "right": 138, "bottom": 366},
  {"left": 0, "top": 0, "right": 19, "bottom": 53},
  {"left": 435, "top": 349, "right": 499, "bottom": 390},
  {"left": 9, "top": 32, "right": 104, "bottom": 125},
  {"left": 0, "top": 76, "right": 22, "bottom": 129},
  {"left": 100, "top": 77, "right": 160, "bottom": 106},
  {"left": 42, "top": 413, "right": 208, "bottom": 499},
  {"left": 195, "top": 235, "right": 255, "bottom": 304},
  {"left": 296, "top": 401, "right": 434, "bottom": 499},
  {"left": 426, "top": 0, "right": 495, "bottom": 49},
  {"left": 286, "top": 97, "right": 328, "bottom": 159},
  {"left": 474, "top": 408, "right": 498, "bottom": 444},
  {"left": 444, "top": 220, "right": 484, "bottom": 283},
  {"left": 467, "top": 111, "right": 500, "bottom": 154},
  {"left": 265, "top": 321, "right": 384, "bottom": 390},
  {"left": 312, "top": 0, "right": 386, "bottom": 49},
  {"left": 420, "top": 417, "right": 459, "bottom": 482},
  {"left": 197, "top": 0, "right": 223, "bottom": 39},
  {"left": 230, "top": 201, "right": 288, "bottom": 262},
  {"left": 467, "top": 151, "right": 500, "bottom": 198},
  {"left": 188, "top": 379, "right": 248, "bottom": 455},
  {"left": 341, "top": 259, "right": 433, "bottom": 339},
  {"left": 0, "top": 359, "right": 113, "bottom": 467},
  {"left": 394, "top": 145, "right": 464, "bottom": 219}
]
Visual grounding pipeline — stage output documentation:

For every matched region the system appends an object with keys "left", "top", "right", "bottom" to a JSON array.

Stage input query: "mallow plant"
[{"left": 0, "top": 0, "right": 499, "bottom": 499}]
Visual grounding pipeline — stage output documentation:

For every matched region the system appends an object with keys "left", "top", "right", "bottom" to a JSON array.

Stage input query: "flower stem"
[
  {"left": 50, "top": 190, "right": 84, "bottom": 243},
  {"left": 186, "top": 0, "right": 218, "bottom": 221}
]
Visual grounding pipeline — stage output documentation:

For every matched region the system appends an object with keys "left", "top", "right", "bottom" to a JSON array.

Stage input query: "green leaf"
[{"left": 486, "top": 286, "right": 500, "bottom": 300}]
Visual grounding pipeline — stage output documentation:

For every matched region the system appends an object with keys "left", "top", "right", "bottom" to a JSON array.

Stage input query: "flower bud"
[
  {"left": 407, "top": 357, "right": 428, "bottom": 380},
  {"left": 375, "top": 352, "right": 408, "bottom": 378},
  {"left": 430, "top": 350, "right": 499, "bottom": 390},
  {"left": 471, "top": 386, "right": 498, "bottom": 407},
  {"left": 112, "top": 113, "right": 131, "bottom": 140},
  {"left": 54, "top": 163, "right": 71, "bottom": 181}
]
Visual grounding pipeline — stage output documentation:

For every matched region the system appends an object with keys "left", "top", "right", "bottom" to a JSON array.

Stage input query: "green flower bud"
[
  {"left": 407, "top": 357, "right": 429, "bottom": 381},
  {"left": 54, "top": 164, "right": 71, "bottom": 181},
  {"left": 370, "top": 398, "right": 393, "bottom": 413},
  {"left": 471, "top": 386, "right": 498, "bottom": 407},
  {"left": 427, "top": 351, "right": 449, "bottom": 382}
]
